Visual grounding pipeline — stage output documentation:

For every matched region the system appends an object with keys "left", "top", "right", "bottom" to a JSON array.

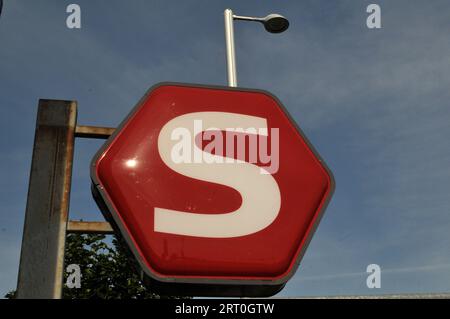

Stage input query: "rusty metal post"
[{"left": 16, "top": 99, "right": 77, "bottom": 299}]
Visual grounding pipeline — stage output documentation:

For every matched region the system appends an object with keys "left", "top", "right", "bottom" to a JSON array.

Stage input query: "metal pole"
[
  {"left": 233, "top": 15, "right": 262, "bottom": 22},
  {"left": 224, "top": 9, "right": 237, "bottom": 87},
  {"left": 16, "top": 99, "right": 77, "bottom": 299}
]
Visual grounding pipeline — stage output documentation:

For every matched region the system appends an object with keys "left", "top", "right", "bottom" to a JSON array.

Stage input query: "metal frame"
[{"left": 16, "top": 100, "right": 115, "bottom": 299}]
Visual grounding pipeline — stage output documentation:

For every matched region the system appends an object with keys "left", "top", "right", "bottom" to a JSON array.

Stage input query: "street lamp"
[{"left": 224, "top": 8, "right": 289, "bottom": 87}]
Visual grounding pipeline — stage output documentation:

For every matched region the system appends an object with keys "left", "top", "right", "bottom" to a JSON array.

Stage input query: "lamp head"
[{"left": 262, "top": 14, "right": 289, "bottom": 33}]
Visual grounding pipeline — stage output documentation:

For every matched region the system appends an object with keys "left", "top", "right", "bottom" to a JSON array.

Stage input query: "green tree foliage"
[
  {"left": 4, "top": 291, "right": 15, "bottom": 299},
  {"left": 63, "top": 233, "right": 161, "bottom": 299},
  {"left": 6, "top": 233, "right": 189, "bottom": 299}
]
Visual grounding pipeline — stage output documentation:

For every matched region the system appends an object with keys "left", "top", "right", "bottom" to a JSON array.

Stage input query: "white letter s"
[{"left": 155, "top": 112, "right": 281, "bottom": 238}]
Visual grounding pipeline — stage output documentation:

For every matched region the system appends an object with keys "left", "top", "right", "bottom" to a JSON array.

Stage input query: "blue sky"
[{"left": 1, "top": 0, "right": 450, "bottom": 297}]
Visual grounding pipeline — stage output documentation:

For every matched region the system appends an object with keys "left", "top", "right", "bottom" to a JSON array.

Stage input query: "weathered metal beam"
[
  {"left": 75, "top": 125, "right": 115, "bottom": 139},
  {"left": 67, "top": 221, "right": 114, "bottom": 234},
  {"left": 16, "top": 99, "right": 77, "bottom": 299}
]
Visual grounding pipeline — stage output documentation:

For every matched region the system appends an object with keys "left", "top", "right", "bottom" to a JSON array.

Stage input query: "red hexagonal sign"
[{"left": 91, "top": 83, "right": 334, "bottom": 297}]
